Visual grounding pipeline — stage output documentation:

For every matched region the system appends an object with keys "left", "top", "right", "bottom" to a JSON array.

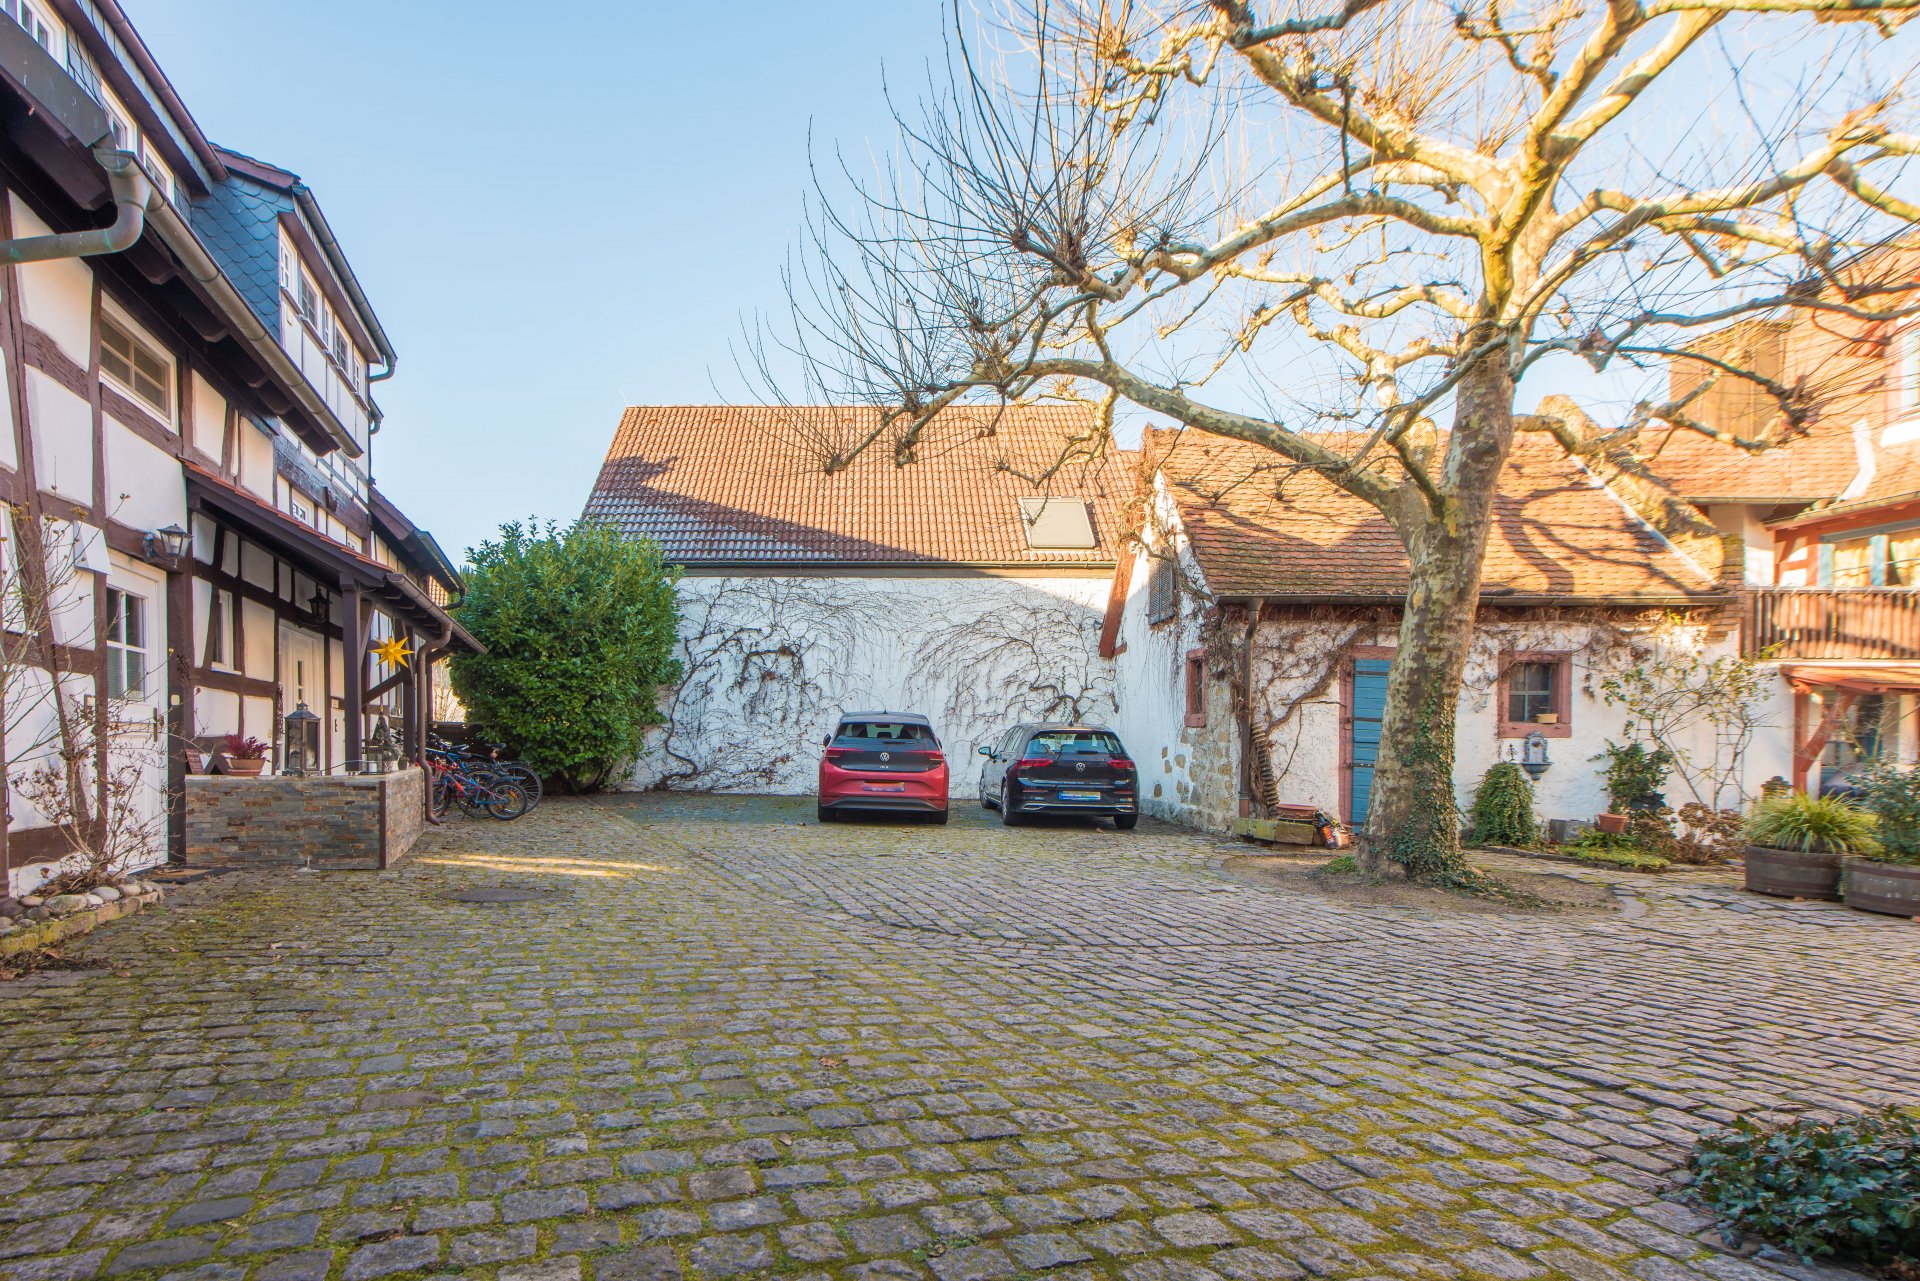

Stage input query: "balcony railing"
[{"left": 1746, "top": 587, "right": 1920, "bottom": 660}]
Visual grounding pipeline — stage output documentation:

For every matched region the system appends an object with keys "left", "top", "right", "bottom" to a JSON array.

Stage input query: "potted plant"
[
  {"left": 1742, "top": 792, "right": 1877, "bottom": 900},
  {"left": 1596, "top": 739, "right": 1670, "bottom": 835},
  {"left": 1844, "top": 763, "right": 1920, "bottom": 917},
  {"left": 220, "top": 734, "right": 270, "bottom": 777}
]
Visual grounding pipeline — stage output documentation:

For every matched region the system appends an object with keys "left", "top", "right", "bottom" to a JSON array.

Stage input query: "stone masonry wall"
[{"left": 187, "top": 768, "right": 426, "bottom": 871}]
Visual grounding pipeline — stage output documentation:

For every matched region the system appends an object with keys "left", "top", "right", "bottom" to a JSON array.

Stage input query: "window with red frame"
[
  {"left": 1499, "top": 653, "right": 1571, "bottom": 737},
  {"left": 1184, "top": 650, "right": 1207, "bottom": 727}
]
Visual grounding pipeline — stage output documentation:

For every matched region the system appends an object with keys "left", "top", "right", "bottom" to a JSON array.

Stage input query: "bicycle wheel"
[
  {"left": 504, "top": 764, "right": 542, "bottom": 809},
  {"left": 455, "top": 772, "right": 494, "bottom": 816},
  {"left": 431, "top": 773, "right": 457, "bottom": 819},
  {"left": 485, "top": 779, "right": 530, "bottom": 821}
]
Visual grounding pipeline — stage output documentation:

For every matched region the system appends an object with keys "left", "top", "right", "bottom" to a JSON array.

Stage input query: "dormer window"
[
  {"left": 1898, "top": 326, "right": 1920, "bottom": 419},
  {"left": 1018, "top": 497, "right": 1097, "bottom": 550},
  {"left": 100, "top": 316, "right": 171, "bottom": 417}
]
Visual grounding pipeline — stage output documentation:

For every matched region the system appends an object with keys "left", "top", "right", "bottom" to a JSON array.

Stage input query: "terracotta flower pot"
[
  {"left": 1842, "top": 858, "right": 1920, "bottom": 917},
  {"left": 226, "top": 758, "right": 266, "bottom": 777},
  {"left": 1743, "top": 844, "right": 1843, "bottom": 901},
  {"left": 1596, "top": 813, "right": 1628, "bottom": 834}
]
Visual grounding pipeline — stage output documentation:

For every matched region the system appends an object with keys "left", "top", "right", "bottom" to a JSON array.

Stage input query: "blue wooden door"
[{"left": 1349, "top": 659, "right": 1391, "bottom": 824}]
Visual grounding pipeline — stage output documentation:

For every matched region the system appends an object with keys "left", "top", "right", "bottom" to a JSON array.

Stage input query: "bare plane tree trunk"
[{"left": 1361, "top": 358, "right": 1515, "bottom": 877}]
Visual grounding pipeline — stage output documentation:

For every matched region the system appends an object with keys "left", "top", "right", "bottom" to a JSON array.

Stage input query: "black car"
[{"left": 978, "top": 723, "right": 1139, "bottom": 829}]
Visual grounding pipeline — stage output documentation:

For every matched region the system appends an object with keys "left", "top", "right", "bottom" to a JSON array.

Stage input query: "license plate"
[
  {"left": 863, "top": 783, "right": 905, "bottom": 792},
  {"left": 1059, "top": 790, "right": 1100, "bottom": 801}
]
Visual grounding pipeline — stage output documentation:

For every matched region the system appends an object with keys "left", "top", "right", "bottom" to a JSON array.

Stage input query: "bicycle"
[
  {"left": 426, "top": 749, "right": 531, "bottom": 820},
  {"left": 429, "top": 735, "right": 543, "bottom": 811}
]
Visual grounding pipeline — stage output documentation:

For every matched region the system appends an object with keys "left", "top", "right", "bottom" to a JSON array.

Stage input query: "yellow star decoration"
[{"left": 371, "top": 636, "right": 413, "bottom": 669}]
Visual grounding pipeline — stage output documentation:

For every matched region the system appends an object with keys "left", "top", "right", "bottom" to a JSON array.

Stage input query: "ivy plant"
[
  {"left": 1691, "top": 1109, "right": 1920, "bottom": 1266},
  {"left": 1468, "top": 761, "right": 1537, "bottom": 848}
]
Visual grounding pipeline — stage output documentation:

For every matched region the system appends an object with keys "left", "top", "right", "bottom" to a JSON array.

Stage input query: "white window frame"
[
  {"left": 99, "top": 309, "right": 175, "bottom": 422},
  {"left": 1898, "top": 326, "right": 1920, "bottom": 420},
  {"left": 105, "top": 586, "right": 149, "bottom": 701},
  {"left": 4, "top": 0, "right": 58, "bottom": 54}
]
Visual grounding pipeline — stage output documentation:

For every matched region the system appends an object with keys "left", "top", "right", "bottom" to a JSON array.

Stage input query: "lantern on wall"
[
  {"left": 283, "top": 702, "right": 321, "bottom": 777},
  {"left": 1520, "top": 730, "right": 1552, "bottom": 781}
]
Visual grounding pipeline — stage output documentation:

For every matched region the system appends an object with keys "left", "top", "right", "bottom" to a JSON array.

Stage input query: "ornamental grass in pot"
[
  {"left": 1845, "top": 763, "right": 1920, "bottom": 918},
  {"left": 1741, "top": 792, "right": 1877, "bottom": 901}
]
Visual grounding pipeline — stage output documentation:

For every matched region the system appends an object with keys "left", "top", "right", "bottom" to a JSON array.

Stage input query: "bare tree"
[
  {"left": 766, "top": 0, "right": 1920, "bottom": 881},
  {"left": 2, "top": 507, "right": 161, "bottom": 888}
]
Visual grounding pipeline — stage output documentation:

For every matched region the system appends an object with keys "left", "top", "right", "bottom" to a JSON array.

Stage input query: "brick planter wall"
[{"left": 186, "top": 768, "right": 426, "bottom": 871}]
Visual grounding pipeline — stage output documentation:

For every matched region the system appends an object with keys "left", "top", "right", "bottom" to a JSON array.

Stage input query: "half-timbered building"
[{"left": 0, "top": 0, "right": 476, "bottom": 894}]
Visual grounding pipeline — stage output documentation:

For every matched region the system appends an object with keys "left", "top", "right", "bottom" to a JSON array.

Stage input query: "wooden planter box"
[
  {"left": 1743, "top": 845, "right": 1843, "bottom": 900},
  {"left": 1843, "top": 859, "right": 1920, "bottom": 917}
]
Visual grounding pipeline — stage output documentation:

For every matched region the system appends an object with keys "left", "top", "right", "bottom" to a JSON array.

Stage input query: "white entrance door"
[
  {"left": 103, "top": 555, "right": 167, "bottom": 866},
  {"left": 278, "top": 624, "right": 326, "bottom": 771}
]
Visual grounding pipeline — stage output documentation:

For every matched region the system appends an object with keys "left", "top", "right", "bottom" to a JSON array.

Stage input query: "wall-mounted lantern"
[
  {"left": 1520, "top": 730, "right": 1552, "bottom": 780},
  {"left": 142, "top": 523, "right": 188, "bottom": 565},
  {"left": 283, "top": 702, "right": 321, "bottom": 776},
  {"left": 307, "top": 588, "right": 331, "bottom": 627}
]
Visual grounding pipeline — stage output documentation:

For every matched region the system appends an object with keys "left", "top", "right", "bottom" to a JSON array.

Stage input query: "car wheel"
[
  {"left": 929, "top": 809, "right": 950, "bottom": 825},
  {"left": 1000, "top": 784, "right": 1024, "bottom": 826},
  {"left": 981, "top": 788, "right": 998, "bottom": 811},
  {"left": 1113, "top": 813, "right": 1139, "bottom": 831},
  {"left": 816, "top": 802, "right": 836, "bottom": 823}
]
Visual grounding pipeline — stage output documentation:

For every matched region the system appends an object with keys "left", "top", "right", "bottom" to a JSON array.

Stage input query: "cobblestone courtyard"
[{"left": 2, "top": 796, "right": 1917, "bottom": 1281}]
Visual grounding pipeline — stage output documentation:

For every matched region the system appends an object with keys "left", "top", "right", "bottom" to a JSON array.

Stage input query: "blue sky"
[
  {"left": 134, "top": 2, "right": 948, "bottom": 560},
  {"left": 134, "top": 5, "right": 1912, "bottom": 562}
]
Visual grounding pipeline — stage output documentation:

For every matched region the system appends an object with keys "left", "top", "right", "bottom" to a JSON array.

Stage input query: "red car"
[{"left": 817, "top": 712, "right": 950, "bottom": 824}]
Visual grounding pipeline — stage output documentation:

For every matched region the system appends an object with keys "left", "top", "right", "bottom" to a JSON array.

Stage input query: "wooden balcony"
[{"left": 1746, "top": 587, "right": 1920, "bottom": 660}]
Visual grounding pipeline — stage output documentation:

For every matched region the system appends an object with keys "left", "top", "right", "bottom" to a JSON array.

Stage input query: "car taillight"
[
  {"left": 922, "top": 751, "right": 945, "bottom": 765},
  {"left": 1015, "top": 757, "right": 1053, "bottom": 769},
  {"left": 825, "top": 748, "right": 852, "bottom": 762},
  {"left": 1109, "top": 758, "right": 1135, "bottom": 771}
]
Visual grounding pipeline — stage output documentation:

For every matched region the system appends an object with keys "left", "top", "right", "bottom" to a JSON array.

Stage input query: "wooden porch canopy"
[
  {"left": 183, "top": 465, "right": 482, "bottom": 765},
  {"left": 1783, "top": 662, "right": 1920, "bottom": 792}
]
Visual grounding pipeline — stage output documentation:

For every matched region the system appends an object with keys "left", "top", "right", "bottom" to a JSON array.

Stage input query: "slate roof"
[
  {"left": 1147, "top": 429, "right": 1722, "bottom": 602},
  {"left": 582, "top": 405, "right": 1129, "bottom": 567},
  {"left": 191, "top": 172, "right": 290, "bottom": 332},
  {"left": 1633, "top": 422, "right": 1860, "bottom": 503}
]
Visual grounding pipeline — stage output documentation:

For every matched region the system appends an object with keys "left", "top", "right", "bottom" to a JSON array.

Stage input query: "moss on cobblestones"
[{"left": 0, "top": 796, "right": 1913, "bottom": 1281}]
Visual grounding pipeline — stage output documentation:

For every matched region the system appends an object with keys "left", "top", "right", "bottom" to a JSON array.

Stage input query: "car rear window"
[
  {"left": 835, "top": 721, "right": 937, "bottom": 745},
  {"left": 1025, "top": 730, "right": 1122, "bottom": 756}
]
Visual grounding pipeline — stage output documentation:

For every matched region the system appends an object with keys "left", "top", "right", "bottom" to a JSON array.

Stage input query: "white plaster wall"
[
  {"left": 238, "top": 422, "right": 274, "bottom": 499},
  {"left": 26, "top": 369, "right": 93, "bottom": 503},
  {"left": 10, "top": 196, "right": 93, "bottom": 365},
  {"left": 190, "top": 372, "right": 225, "bottom": 462},
  {"left": 105, "top": 421, "right": 186, "bottom": 532},
  {"left": 634, "top": 573, "right": 1116, "bottom": 796}
]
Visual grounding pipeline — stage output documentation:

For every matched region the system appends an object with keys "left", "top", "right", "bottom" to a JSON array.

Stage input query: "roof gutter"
[
  {"left": 89, "top": 0, "right": 227, "bottom": 184},
  {"left": 0, "top": 147, "right": 150, "bottom": 264},
  {"left": 1213, "top": 592, "right": 1732, "bottom": 609},
  {"left": 290, "top": 185, "right": 395, "bottom": 380},
  {"left": 143, "top": 195, "right": 362, "bottom": 458}
]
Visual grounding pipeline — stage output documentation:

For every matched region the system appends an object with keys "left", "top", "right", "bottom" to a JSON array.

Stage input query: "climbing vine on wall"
[{"left": 651, "top": 577, "right": 1113, "bottom": 792}]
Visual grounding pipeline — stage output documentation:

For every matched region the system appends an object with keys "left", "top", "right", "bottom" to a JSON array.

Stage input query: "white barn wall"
[{"left": 634, "top": 573, "right": 1116, "bottom": 797}]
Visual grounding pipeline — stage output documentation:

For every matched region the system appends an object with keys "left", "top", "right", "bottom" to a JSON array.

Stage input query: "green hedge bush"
[
  {"left": 451, "top": 519, "right": 681, "bottom": 792},
  {"left": 1690, "top": 1109, "right": 1920, "bottom": 1266}
]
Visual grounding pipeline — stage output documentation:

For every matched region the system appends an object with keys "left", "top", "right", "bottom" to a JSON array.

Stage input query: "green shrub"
[
  {"left": 1596, "top": 739, "right": 1673, "bottom": 812},
  {"left": 1565, "top": 829, "right": 1671, "bottom": 871},
  {"left": 1320, "top": 854, "right": 1359, "bottom": 875},
  {"left": 1690, "top": 1109, "right": 1920, "bottom": 1266},
  {"left": 451, "top": 519, "right": 682, "bottom": 792},
  {"left": 1744, "top": 792, "right": 1878, "bottom": 856},
  {"left": 1469, "top": 762, "right": 1537, "bottom": 847},
  {"left": 1857, "top": 763, "right": 1920, "bottom": 865}
]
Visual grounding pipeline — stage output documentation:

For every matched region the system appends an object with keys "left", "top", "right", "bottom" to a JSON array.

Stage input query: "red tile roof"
[
  {"left": 1147, "top": 429, "right": 1721, "bottom": 601},
  {"left": 583, "top": 405, "right": 1129, "bottom": 567},
  {"left": 1633, "top": 422, "right": 1861, "bottom": 503}
]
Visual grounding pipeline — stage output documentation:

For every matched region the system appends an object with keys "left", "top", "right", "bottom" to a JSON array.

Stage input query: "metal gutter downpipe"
[
  {"left": 0, "top": 148, "right": 151, "bottom": 265},
  {"left": 1238, "top": 597, "right": 1264, "bottom": 817},
  {"left": 141, "top": 196, "right": 363, "bottom": 459}
]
